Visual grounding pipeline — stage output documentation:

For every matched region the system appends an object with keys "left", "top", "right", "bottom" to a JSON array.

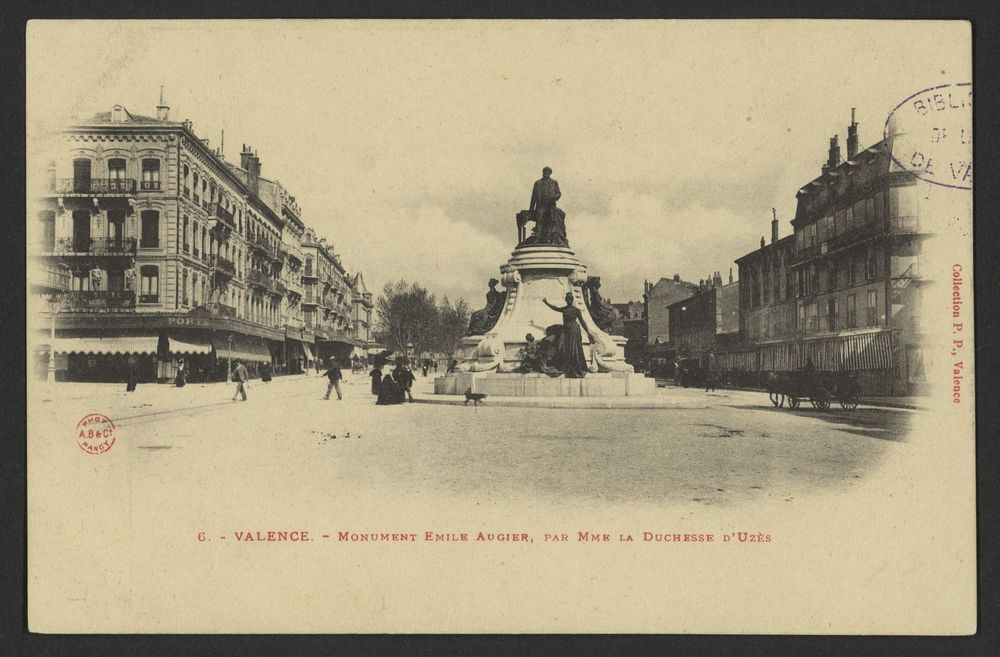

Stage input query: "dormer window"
[{"left": 111, "top": 105, "right": 126, "bottom": 123}]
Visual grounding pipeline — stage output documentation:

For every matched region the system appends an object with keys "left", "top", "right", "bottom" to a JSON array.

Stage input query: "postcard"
[{"left": 26, "top": 19, "right": 974, "bottom": 633}]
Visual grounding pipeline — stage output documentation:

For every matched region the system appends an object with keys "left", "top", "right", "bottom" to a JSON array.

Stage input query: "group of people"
[{"left": 369, "top": 358, "right": 416, "bottom": 405}]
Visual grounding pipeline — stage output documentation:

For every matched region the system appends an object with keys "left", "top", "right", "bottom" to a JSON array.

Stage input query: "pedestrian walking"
[
  {"left": 394, "top": 361, "right": 415, "bottom": 402},
  {"left": 432, "top": 360, "right": 438, "bottom": 373},
  {"left": 323, "top": 358, "right": 343, "bottom": 400},
  {"left": 174, "top": 358, "right": 186, "bottom": 388},
  {"left": 705, "top": 350, "right": 717, "bottom": 393},
  {"left": 446, "top": 359, "right": 458, "bottom": 374},
  {"left": 126, "top": 354, "right": 139, "bottom": 392},
  {"left": 421, "top": 361, "right": 428, "bottom": 377},
  {"left": 232, "top": 359, "right": 249, "bottom": 401},
  {"left": 261, "top": 361, "right": 272, "bottom": 383},
  {"left": 370, "top": 364, "right": 383, "bottom": 396}
]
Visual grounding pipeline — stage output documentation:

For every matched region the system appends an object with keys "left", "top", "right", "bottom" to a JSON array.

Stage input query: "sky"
[{"left": 27, "top": 20, "right": 969, "bottom": 305}]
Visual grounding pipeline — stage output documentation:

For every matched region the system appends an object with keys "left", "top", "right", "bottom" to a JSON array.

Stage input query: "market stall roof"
[
  {"left": 49, "top": 336, "right": 159, "bottom": 355},
  {"left": 167, "top": 337, "right": 212, "bottom": 355},
  {"left": 213, "top": 335, "right": 272, "bottom": 362}
]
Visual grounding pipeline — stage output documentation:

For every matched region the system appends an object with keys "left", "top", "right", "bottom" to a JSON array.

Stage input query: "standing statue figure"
[
  {"left": 583, "top": 276, "right": 624, "bottom": 335},
  {"left": 542, "top": 292, "right": 588, "bottom": 378},
  {"left": 520, "top": 167, "right": 569, "bottom": 247},
  {"left": 466, "top": 278, "right": 507, "bottom": 336}
]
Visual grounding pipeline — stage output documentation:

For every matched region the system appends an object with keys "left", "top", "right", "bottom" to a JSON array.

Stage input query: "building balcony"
[
  {"left": 247, "top": 269, "right": 274, "bottom": 291},
  {"left": 272, "top": 280, "right": 288, "bottom": 296},
  {"left": 302, "top": 266, "right": 317, "bottom": 279},
  {"left": 139, "top": 180, "right": 162, "bottom": 191},
  {"left": 33, "top": 263, "right": 70, "bottom": 294},
  {"left": 207, "top": 202, "right": 237, "bottom": 232},
  {"left": 215, "top": 303, "right": 237, "bottom": 318},
  {"left": 182, "top": 242, "right": 190, "bottom": 254},
  {"left": 889, "top": 215, "right": 921, "bottom": 235},
  {"left": 51, "top": 237, "right": 138, "bottom": 256},
  {"left": 210, "top": 254, "right": 237, "bottom": 278},
  {"left": 51, "top": 178, "right": 136, "bottom": 196},
  {"left": 138, "top": 294, "right": 159, "bottom": 304},
  {"left": 302, "top": 295, "right": 319, "bottom": 306},
  {"left": 62, "top": 290, "right": 137, "bottom": 312},
  {"left": 183, "top": 185, "right": 191, "bottom": 198}
]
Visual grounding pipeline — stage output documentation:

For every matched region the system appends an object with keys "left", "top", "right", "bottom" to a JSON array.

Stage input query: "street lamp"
[
  {"left": 227, "top": 333, "right": 233, "bottom": 382},
  {"left": 45, "top": 294, "right": 67, "bottom": 384}
]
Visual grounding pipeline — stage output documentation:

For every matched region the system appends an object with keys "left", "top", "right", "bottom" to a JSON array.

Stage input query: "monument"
[{"left": 435, "top": 168, "right": 655, "bottom": 397}]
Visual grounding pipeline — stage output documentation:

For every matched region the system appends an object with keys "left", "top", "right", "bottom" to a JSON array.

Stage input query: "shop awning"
[
  {"left": 48, "top": 336, "right": 159, "bottom": 355},
  {"left": 214, "top": 335, "right": 272, "bottom": 363},
  {"left": 168, "top": 337, "right": 213, "bottom": 355},
  {"left": 301, "top": 342, "right": 315, "bottom": 361}
]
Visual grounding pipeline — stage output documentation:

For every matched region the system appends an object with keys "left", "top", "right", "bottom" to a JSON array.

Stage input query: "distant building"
[
  {"left": 736, "top": 212, "right": 797, "bottom": 344},
  {"left": 644, "top": 274, "right": 700, "bottom": 347},
  {"left": 612, "top": 300, "right": 647, "bottom": 368},
  {"left": 667, "top": 278, "right": 739, "bottom": 366}
]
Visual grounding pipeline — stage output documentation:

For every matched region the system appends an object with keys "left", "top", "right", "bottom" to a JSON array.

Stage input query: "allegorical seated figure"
[
  {"left": 517, "top": 332, "right": 562, "bottom": 376},
  {"left": 517, "top": 166, "right": 569, "bottom": 247},
  {"left": 466, "top": 278, "right": 507, "bottom": 336},
  {"left": 583, "top": 276, "right": 624, "bottom": 335}
]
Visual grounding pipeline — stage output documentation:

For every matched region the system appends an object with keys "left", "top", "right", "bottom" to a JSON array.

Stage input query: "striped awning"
[
  {"left": 301, "top": 342, "right": 315, "bottom": 361},
  {"left": 168, "top": 338, "right": 212, "bottom": 355},
  {"left": 49, "top": 336, "right": 159, "bottom": 355},
  {"left": 214, "top": 335, "right": 272, "bottom": 363}
]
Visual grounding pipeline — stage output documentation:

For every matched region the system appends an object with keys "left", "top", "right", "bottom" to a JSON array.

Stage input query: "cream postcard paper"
[{"left": 26, "top": 20, "right": 974, "bottom": 633}]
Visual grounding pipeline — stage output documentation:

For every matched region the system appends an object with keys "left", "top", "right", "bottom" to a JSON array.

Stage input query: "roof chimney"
[
  {"left": 846, "top": 108, "right": 859, "bottom": 160},
  {"left": 760, "top": 235, "right": 765, "bottom": 248},
  {"left": 673, "top": 273, "right": 680, "bottom": 282},
  {"left": 156, "top": 86, "right": 169, "bottom": 121},
  {"left": 240, "top": 145, "right": 262, "bottom": 193},
  {"left": 827, "top": 134, "right": 841, "bottom": 170},
  {"left": 771, "top": 207, "right": 779, "bottom": 244},
  {"left": 728, "top": 267, "right": 733, "bottom": 284}
]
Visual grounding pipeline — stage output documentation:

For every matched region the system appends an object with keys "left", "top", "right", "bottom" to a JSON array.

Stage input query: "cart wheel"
[
  {"left": 840, "top": 395, "right": 859, "bottom": 410},
  {"left": 816, "top": 397, "right": 831, "bottom": 410},
  {"left": 788, "top": 395, "right": 800, "bottom": 410}
]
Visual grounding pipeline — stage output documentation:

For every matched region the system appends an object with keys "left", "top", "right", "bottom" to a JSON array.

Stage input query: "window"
[
  {"left": 141, "top": 159, "right": 160, "bottom": 190},
  {"left": 71, "top": 271, "right": 92, "bottom": 291},
  {"left": 182, "top": 270, "right": 189, "bottom": 306},
  {"left": 181, "top": 215, "right": 189, "bottom": 252},
  {"left": 796, "top": 269, "right": 804, "bottom": 298},
  {"left": 852, "top": 199, "right": 867, "bottom": 227},
  {"left": 866, "top": 246, "right": 878, "bottom": 280},
  {"left": 809, "top": 264, "right": 819, "bottom": 294},
  {"left": 846, "top": 295, "right": 857, "bottom": 328},
  {"left": 140, "top": 266, "right": 159, "bottom": 303},
  {"left": 806, "top": 223, "right": 817, "bottom": 248},
  {"left": 785, "top": 269, "right": 794, "bottom": 301},
  {"left": 847, "top": 254, "right": 856, "bottom": 286},
  {"left": 807, "top": 303, "right": 819, "bottom": 331},
  {"left": 828, "top": 298, "right": 839, "bottom": 331},
  {"left": 818, "top": 215, "right": 832, "bottom": 243},
  {"left": 108, "top": 158, "right": 127, "bottom": 179},
  {"left": 761, "top": 263, "right": 770, "bottom": 305},
  {"left": 774, "top": 266, "right": 782, "bottom": 303},
  {"left": 833, "top": 210, "right": 845, "bottom": 236},
  {"left": 140, "top": 210, "right": 160, "bottom": 247},
  {"left": 795, "top": 229, "right": 804, "bottom": 252},
  {"left": 72, "top": 158, "right": 92, "bottom": 193},
  {"left": 866, "top": 289, "right": 878, "bottom": 326},
  {"left": 39, "top": 210, "right": 56, "bottom": 251}
]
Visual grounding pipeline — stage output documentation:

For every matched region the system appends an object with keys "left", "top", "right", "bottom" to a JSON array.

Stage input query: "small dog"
[{"left": 464, "top": 388, "right": 487, "bottom": 406}]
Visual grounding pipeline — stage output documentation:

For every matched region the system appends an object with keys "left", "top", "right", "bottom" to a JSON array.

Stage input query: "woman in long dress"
[{"left": 542, "top": 292, "right": 589, "bottom": 378}]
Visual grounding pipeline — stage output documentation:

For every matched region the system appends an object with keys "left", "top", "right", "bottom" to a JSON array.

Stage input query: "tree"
[
  {"left": 374, "top": 280, "right": 439, "bottom": 356},
  {"left": 435, "top": 296, "right": 470, "bottom": 355}
]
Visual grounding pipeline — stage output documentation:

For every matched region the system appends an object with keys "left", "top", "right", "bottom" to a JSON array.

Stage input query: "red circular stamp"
[{"left": 76, "top": 413, "right": 116, "bottom": 454}]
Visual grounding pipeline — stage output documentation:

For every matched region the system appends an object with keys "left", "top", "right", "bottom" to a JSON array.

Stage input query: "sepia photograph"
[{"left": 24, "top": 19, "right": 975, "bottom": 634}]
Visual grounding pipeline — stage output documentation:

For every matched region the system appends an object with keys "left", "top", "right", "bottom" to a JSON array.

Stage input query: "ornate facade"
[{"left": 30, "top": 94, "right": 367, "bottom": 382}]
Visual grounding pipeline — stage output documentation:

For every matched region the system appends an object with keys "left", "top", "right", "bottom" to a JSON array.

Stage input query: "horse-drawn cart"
[{"left": 766, "top": 370, "right": 860, "bottom": 411}]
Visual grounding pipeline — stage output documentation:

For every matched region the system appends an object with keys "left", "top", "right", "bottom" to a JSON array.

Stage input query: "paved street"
[{"left": 33, "top": 372, "right": 912, "bottom": 508}]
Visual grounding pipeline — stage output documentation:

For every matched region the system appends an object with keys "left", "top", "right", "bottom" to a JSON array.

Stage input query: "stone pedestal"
[
  {"left": 435, "top": 371, "right": 655, "bottom": 397},
  {"left": 451, "top": 243, "right": 635, "bottom": 388}
]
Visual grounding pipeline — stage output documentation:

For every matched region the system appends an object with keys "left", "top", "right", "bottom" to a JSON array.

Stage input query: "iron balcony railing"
[
  {"left": 139, "top": 180, "right": 161, "bottom": 191},
  {"left": 210, "top": 254, "right": 237, "bottom": 277},
  {"left": 63, "top": 290, "right": 137, "bottom": 311},
  {"left": 138, "top": 294, "right": 159, "bottom": 304},
  {"left": 53, "top": 237, "right": 138, "bottom": 255},
  {"left": 52, "top": 178, "right": 137, "bottom": 195},
  {"left": 215, "top": 303, "right": 237, "bottom": 318},
  {"left": 247, "top": 269, "right": 274, "bottom": 291},
  {"left": 207, "top": 202, "right": 236, "bottom": 230}
]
